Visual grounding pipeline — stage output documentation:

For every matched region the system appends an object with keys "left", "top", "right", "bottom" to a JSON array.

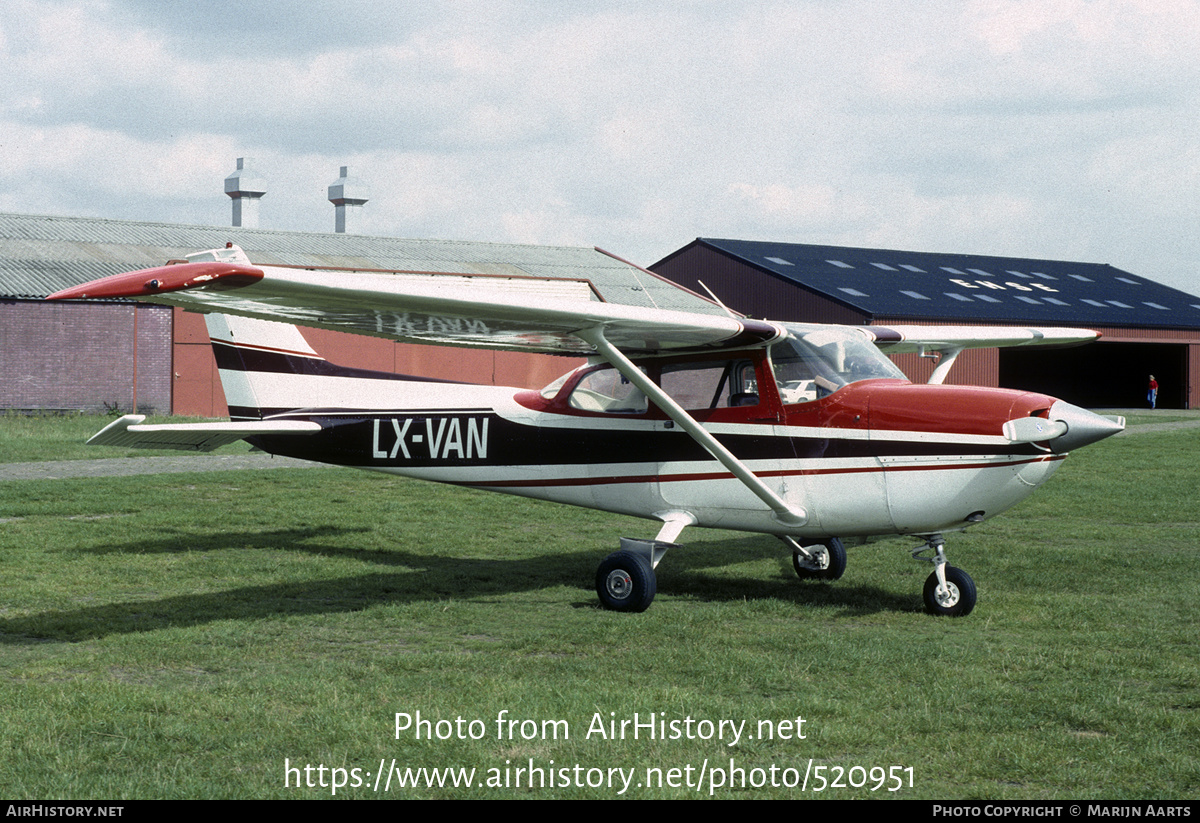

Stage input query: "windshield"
[{"left": 770, "top": 325, "right": 906, "bottom": 404}]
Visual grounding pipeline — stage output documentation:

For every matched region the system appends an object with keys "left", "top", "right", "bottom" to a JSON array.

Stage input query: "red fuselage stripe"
[{"left": 458, "top": 454, "right": 1064, "bottom": 488}]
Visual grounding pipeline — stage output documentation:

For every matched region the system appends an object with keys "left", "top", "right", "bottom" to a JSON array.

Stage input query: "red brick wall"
[{"left": 1, "top": 300, "right": 173, "bottom": 414}]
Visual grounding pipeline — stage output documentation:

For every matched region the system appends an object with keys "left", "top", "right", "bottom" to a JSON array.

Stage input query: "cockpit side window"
[
  {"left": 555, "top": 357, "right": 762, "bottom": 415},
  {"left": 660, "top": 359, "right": 759, "bottom": 411},
  {"left": 567, "top": 367, "right": 649, "bottom": 414}
]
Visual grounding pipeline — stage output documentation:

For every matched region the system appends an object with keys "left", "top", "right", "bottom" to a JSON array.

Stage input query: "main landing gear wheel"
[
  {"left": 792, "top": 538, "right": 847, "bottom": 581},
  {"left": 922, "top": 565, "right": 977, "bottom": 617},
  {"left": 596, "top": 550, "right": 657, "bottom": 613}
]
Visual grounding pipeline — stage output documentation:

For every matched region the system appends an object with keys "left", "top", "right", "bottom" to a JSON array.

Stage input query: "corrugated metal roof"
[
  {"left": 688, "top": 238, "right": 1200, "bottom": 330},
  {"left": 0, "top": 212, "right": 724, "bottom": 315}
]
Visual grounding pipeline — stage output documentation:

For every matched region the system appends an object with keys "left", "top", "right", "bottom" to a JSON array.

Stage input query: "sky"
[{"left": 2, "top": 0, "right": 1199, "bottom": 296}]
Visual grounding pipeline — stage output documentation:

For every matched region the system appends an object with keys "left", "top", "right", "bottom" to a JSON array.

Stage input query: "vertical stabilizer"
[{"left": 205, "top": 314, "right": 324, "bottom": 420}]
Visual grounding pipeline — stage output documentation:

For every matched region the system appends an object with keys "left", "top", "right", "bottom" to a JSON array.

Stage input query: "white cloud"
[{"left": 1, "top": 0, "right": 1198, "bottom": 293}]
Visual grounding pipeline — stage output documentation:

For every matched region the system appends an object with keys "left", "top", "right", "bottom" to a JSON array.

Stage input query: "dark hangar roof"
[{"left": 685, "top": 238, "right": 1200, "bottom": 330}]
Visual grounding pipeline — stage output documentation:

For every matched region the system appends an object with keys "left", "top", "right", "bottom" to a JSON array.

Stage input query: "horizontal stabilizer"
[{"left": 88, "top": 415, "right": 321, "bottom": 452}]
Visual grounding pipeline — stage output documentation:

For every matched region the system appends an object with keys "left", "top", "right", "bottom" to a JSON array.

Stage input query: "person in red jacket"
[{"left": 1148, "top": 375, "right": 1159, "bottom": 409}]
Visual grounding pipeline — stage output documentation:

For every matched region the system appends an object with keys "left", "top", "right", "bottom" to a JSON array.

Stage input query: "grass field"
[{"left": 0, "top": 414, "right": 1196, "bottom": 799}]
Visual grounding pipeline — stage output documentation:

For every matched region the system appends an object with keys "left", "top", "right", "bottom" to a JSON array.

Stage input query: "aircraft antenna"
[{"left": 697, "top": 281, "right": 738, "bottom": 318}]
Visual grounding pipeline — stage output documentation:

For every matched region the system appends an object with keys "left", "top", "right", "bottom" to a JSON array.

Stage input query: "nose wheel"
[
  {"left": 922, "top": 565, "right": 976, "bottom": 617},
  {"left": 914, "top": 535, "right": 977, "bottom": 617}
]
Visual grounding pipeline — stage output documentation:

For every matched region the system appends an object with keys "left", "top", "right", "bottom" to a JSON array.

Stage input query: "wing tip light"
[{"left": 47, "top": 262, "right": 264, "bottom": 301}]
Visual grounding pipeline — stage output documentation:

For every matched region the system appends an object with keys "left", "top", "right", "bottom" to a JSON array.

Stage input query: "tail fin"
[
  {"left": 206, "top": 313, "right": 326, "bottom": 420},
  {"left": 207, "top": 313, "right": 466, "bottom": 420}
]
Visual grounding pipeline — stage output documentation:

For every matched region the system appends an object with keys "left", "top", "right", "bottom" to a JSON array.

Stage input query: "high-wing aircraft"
[{"left": 48, "top": 244, "right": 1125, "bottom": 617}]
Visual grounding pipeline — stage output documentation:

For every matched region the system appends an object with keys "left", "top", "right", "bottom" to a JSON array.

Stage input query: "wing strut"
[
  {"left": 924, "top": 346, "right": 962, "bottom": 385},
  {"left": 577, "top": 327, "right": 807, "bottom": 528}
]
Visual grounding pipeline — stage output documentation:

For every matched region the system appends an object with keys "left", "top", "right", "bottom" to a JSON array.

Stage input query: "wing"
[
  {"left": 46, "top": 245, "right": 779, "bottom": 356},
  {"left": 860, "top": 324, "right": 1099, "bottom": 352},
  {"left": 855, "top": 324, "right": 1098, "bottom": 384}
]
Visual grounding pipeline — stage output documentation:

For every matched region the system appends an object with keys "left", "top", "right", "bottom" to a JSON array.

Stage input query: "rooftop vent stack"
[
  {"left": 224, "top": 157, "right": 266, "bottom": 228},
  {"left": 327, "top": 165, "right": 369, "bottom": 234}
]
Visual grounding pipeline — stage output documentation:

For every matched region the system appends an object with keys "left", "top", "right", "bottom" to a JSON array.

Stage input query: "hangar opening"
[{"left": 998, "top": 342, "right": 1188, "bottom": 409}]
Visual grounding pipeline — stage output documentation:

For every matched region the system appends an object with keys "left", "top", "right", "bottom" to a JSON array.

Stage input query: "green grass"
[
  {"left": 1105, "top": 408, "right": 1200, "bottom": 427},
  {"left": 0, "top": 421, "right": 1196, "bottom": 799}
]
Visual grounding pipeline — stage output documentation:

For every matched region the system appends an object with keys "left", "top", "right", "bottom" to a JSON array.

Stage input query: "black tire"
[
  {"left": 595, "top": 550, "right": 657, "bottom": 612},
  {"left": 922, "top": 566, "right": 977, "bottom": 617},
  {"left": 792, "top": 538, "right": 847, "bottom": 581}
]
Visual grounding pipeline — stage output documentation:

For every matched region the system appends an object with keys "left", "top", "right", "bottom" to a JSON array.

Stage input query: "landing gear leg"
[{"left": 912, "top": 534, "right": 976, "bottom": 617}]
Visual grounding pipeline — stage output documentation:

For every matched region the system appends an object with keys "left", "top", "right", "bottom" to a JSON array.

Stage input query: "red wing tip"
[{"left": 47, "top": 262, "right": 264, "bottom": 301}]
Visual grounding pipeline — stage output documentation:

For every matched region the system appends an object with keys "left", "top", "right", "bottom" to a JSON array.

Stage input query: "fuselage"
[{"left": 244, "top": 342, "right": 1068, "bottom": 541}]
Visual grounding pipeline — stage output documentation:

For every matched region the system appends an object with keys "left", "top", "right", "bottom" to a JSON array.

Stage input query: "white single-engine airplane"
[{"left": 48, "top": 244, "right": 1125, "bottom": 617}]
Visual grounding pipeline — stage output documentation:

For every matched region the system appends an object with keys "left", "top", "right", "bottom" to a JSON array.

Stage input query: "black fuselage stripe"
[{"left": 243, "top": 412, "right": 1042, "bottom": 469}]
